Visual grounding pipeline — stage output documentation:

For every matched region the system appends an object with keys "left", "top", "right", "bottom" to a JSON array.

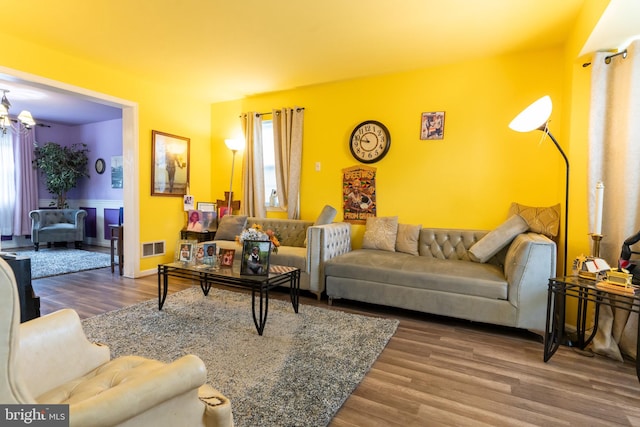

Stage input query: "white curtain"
[
  {"left": 14, "top": 130, "right": 38, "bottom": 236},
  {"left": 588, "top": 40, "right": 640, "bottom": 361},
  {"left": 0, "top": 132, "right": 16, "bottom": 235},
  {"left": 273, "top": 107, "right": 304, "bottom": 219},
  {"left": 241, "top": 112, "right": 266, "bottom": 218}
]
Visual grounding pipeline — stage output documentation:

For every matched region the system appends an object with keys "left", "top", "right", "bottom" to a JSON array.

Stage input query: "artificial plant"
[{"left": 33, "top": 141, "right": 90, "bottom": 208}]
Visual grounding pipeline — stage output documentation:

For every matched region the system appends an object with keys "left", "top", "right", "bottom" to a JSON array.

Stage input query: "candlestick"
[
  {"left": 594, "top": 181, "right": 604, "bottom": 235},
  {"left": 591, "top": 233, "right": 603, "bottom": 258}
]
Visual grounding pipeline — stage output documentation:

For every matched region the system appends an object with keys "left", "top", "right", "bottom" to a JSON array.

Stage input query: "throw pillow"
[
  {"left": 215, "top": 215, "right": 248, "bottom": 241},
  {"left": 509, "top": 202, "right": 560, "bottom": 239},
  {"left": 395, "top": 223, "right": 421, "bottom": 256},
  {"left": 362, "top": 216, "right": 399, "bottom": 252},
  {"left": 468, "top": 215, "right": 529, "bottom": 263}
]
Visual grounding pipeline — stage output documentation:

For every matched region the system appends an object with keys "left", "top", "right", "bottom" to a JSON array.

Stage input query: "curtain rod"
[
  {"left": 582, "top": 49, "right": 628, "bottom": 68},
  {"left": 239, "top": 107, "right": 305, "bottom": 118}
]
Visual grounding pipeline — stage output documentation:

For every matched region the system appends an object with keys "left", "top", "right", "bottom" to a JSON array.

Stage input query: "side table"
[
  {"left": 109, "top": 224, "right": 124, "bottom": 275},
  {"left": 544, "top": 275, "right": 640, "bottom": 381},
  {"left": 180, "top": 229, "right": 216, "bottom": 243}
]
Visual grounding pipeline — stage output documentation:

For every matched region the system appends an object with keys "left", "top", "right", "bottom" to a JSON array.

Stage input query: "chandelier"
[{"left": 0, "top": 89, "right": 36, "bottom": 134}]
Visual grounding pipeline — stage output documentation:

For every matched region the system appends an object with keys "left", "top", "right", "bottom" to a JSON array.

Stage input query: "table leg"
[
  {"left": 199, "top": 278, "right": 212, "bottom": 296},
  {"left": 544, "top": 280, "right": 564, "bottom": 362},
  {"left": 251, "top": 284, "right": 269, "bottom": 336},
  {"left": 158, "top": 265, "right": 169, "bottom": 310},
  {"left": 289, "top": 270, "right": 300, "bottom": 313}
]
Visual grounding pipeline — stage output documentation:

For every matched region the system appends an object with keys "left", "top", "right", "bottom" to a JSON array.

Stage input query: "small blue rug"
[{"left": 12, "top": 248, "right": 112, "bottom": 279}]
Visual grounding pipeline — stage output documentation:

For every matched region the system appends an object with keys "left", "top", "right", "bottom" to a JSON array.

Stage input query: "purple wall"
[{"left": 34, "top": 118, "right": 123, "bottom": 201}]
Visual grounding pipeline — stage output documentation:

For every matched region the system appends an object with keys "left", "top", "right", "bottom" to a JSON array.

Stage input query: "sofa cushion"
[
  {"left": 468, "top": 215, "right": 528, "bottom": 263},
  {"left": 395, "top": 223, "right": 421, "bottom": 256},
  {"left": 267, "top": 246, "right": 308, "bottom": 272},
  {"left": 325, "top": 249, "right": 507, "bottom": 300},
  {"left": 215, "top": 215, "right": 248, "bottom": 241},
  {"left": 362, "top": 216, "right": 398, "bottom": 252},
  {"left": 509, "top": 202, "right": 560, "bottom": 239}
]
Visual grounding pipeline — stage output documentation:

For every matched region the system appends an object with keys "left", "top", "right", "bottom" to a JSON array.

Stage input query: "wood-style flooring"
[{"left": 29, "top": 252, "right": 640, "bottom": 426}]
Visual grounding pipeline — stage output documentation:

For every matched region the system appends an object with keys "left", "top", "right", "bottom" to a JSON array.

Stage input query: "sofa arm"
[
  {"left": 306, "top": 222, "right": 351, "bottom": 297},
  {"left": 504, "top": 232, "right": 557, "bottom": 331},
  {"left": 18, "top": 309, "right": 111, "bottom": 398}
]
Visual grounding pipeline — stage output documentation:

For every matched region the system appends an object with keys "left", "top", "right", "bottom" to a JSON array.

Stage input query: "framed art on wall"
[
  {"left": 151, "top": 130, "right": 190, "bottom": 196},
  {"left": 420, "top": 111, "right": 445, "bottom": 140}
]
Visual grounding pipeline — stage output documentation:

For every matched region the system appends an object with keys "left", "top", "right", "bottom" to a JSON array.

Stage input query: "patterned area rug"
[
  {"left": 81, "top": 287, "right": 399, "bottom": 427},
  {"left": 13, "top": 248, "right": 112, "bottom": 279}
]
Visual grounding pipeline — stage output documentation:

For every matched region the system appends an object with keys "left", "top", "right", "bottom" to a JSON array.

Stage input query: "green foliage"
[{"left": 32, "top": 142, "right": 90, "bottom": 208}]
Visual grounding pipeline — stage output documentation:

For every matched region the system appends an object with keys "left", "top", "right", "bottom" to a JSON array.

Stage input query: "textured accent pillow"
[
  {"left": 362, "top": 216, "right": 399, "bottom": 252},
  {"left": 509, "top": 203, "right": 560, "bottom": 238},
  {"left": 215, "top": 215, "right": 248, "bottom": 241},
  {"left": 395, "top": 223, "right": 421, "bottom": 256},
  {"left": 468, "top": 215, "right": 529, "bottom": 263}
]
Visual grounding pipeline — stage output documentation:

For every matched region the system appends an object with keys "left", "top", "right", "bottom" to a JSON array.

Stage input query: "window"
[{"left": 262, "top": 120, "right": 278, "bottom": 207}]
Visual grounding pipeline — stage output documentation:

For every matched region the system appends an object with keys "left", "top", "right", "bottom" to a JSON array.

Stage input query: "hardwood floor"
[{"left": 31, "top": 262, "right": 640, "bottom": 426}]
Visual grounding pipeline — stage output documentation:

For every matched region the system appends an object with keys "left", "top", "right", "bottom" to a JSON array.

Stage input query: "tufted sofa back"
[
  {"left": 246, "top": 217, "right": 313, "bottom": 248},
  {"left": 418, "top": 228, "right": 506, "bottom": 267},
  {"left": 38, "top": 209, "right": 82, "bottom": 227}
]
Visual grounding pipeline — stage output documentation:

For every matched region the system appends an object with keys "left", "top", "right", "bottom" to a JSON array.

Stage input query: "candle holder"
[{"left": 590, "top": 233, "right": 603, "bottom": 258}]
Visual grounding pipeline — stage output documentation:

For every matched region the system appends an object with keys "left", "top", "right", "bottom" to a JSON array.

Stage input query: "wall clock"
[
  {"left": 349, "top": 120, "right": 391, "bottom": 164},
  {"left": 95, "top": 158, "right": 106, "bottom": 174}
]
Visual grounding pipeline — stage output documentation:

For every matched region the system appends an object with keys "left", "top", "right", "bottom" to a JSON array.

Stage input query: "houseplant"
[{"left": 33, "top": 142, "right": 90, "bottom": 208}]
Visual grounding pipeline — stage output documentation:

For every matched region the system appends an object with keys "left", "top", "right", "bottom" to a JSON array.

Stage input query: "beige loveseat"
[
  {"left": 325, "top": 216, "right": 557, "bottom": 334},
  {"left": 210, "top": 215, "right": 351, "bottom": 299},
  {"left": 0, "top": 258, "right": 233, "bottom": 427}
]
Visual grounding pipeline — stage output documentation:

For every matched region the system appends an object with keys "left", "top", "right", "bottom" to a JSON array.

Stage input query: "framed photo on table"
[
  {"left": 151, "top": 130, "right": 190, "bottom": 196},
  {"left": 219, "top": 248, "right": 235, "bottom": 267},
  {"left": 240, "top": 240, "right": 271, "bottom": 276},
  {"left": 175, "top": 240, "right": 197, "bottom": 264}
]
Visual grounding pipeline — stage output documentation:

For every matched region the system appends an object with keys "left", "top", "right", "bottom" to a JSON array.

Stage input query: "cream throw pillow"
[
  {"left": 395, "top": 223, "right": 421, "bottom": 255},
  {"left": 468, "top": 215, "right": 529, "bottom": 263},
  {"left": 362, "top": 216, "right": 398, "bottom": 252},
  {"left": 509, "top": 202, "right": 560, "bottom": 238}
]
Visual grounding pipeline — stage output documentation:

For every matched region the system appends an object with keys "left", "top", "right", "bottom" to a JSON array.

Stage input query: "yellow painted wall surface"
[{"left": 211, "top": 47, "right": 569, "bottom": 250}]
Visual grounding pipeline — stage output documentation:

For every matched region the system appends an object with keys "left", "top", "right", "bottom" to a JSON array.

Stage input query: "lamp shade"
[
  {"left": 509, "top": 95, "right": 552, "bottom": 133},
  {"left": 17, "top": 111, "right": 36, "bottom": 127},
  {"left": 225, "top": 138, "right": 245, "bottom": 151}
]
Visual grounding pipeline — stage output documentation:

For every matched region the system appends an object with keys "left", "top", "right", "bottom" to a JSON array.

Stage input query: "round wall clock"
[
  {"left": 95, "top": 158, "right": 106, "bottom": 174},
  {"left": 349, "top": 120, "right": 391, "bottom": 164}
]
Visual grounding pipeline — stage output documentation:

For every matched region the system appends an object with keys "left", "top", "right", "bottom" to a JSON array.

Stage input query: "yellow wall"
[{"left": 211, "top": 47, "right": 569, "bottom": 250}]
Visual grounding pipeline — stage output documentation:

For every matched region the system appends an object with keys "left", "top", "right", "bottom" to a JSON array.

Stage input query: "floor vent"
[{"left": 142, "top": 241, "right": 165, "bottom": 257}]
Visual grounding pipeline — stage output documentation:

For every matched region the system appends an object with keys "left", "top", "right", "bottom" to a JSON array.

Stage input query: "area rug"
[
  {"left": 13, "top": 248, "right": 112, "bottom": 279},
  {"left": 81, "top": 287, "right": 399, "bottom": 427}
]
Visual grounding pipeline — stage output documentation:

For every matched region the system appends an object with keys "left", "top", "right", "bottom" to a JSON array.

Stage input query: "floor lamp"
[
  {"left": 224, "top": 138, "right": 244, "bottom": 216},
  {"left": 509, "top": 95, "right": 569, "bottom": 276}
]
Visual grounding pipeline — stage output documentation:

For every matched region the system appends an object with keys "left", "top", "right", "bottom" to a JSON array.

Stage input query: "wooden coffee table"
[{"left": 157, "top": 261, "right": 300, "bottom": 335}]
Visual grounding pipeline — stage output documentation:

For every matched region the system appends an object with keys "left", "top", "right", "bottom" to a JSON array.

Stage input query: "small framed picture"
[
  {"left": 186, "top": 209, "right": 204, "bottom": 232},
  {"left": 219, "top": 248, "right": 236, "bottom": 267},
  {"left": 194, "top": 244, "right": 206, "bottom": 265},
  {"left": 203, "top": 243, "right": 217, "bottom": 266},
  {"left": 240, "top": 240, "right": 271, "bottom": 276},
  {"left": 420, "top": 111, "right": 445, "bottom": 140},
  {"left": 175, "top": 240, "right": 197, "bottom": 264}
]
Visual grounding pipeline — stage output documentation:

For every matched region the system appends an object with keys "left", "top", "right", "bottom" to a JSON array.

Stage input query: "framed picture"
[
  {"left": 420, "top": 111, "right": 445, "bottom": 140},
  {"left": 186, "top": 209, "right": 204, "bottom": 232},
  {"left": 203, "top": 243, "right": 217, "bottom": 266},
  {"left": 198, "top": 202, "right": 218, "bottom": 231},
  {"left": 219, "top": 248, "right": 235, "bottom": 267},
  {"left": 152, "top": 130, "right": 190, "bottom": 196},
  {"left": 240, "top": 240, "right": 271, "bottom": 276},
  {"left": 194, "top": 244, "right": 206, "bottom": 265},
  {"left": 111, "top": 156, "right": 123, "bottom": 188},
  {"left": 175, "top": 240, "right": 197, "bottom": 264}
]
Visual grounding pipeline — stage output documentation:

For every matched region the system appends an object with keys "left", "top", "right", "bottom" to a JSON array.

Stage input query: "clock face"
[
  {"left": 95, "top": 158, "right": 106, "bottom": 174},
  {"left": 349, "top": 120, "right": 390, "bottom": 163}
]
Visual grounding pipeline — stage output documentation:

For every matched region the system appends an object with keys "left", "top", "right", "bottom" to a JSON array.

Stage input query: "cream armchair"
[{"left": 0, "top": 258, "right": 233, "bottom": 427}]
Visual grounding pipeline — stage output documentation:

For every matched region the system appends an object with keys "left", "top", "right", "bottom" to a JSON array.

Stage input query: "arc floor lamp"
[
  {"left": 225, "top": 138, "right": 245, "bottom": 215},
  {"left": 509, "top": 95, "right": 569, "bottom": 276}
]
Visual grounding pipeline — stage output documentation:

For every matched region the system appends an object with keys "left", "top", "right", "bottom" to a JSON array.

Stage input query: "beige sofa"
[
  {"left": 325, "top": 223, "right": 557, "bottom": 334},
  {"left": 210, "top": 216, "right": 351, "bottom": 299},
  {"left": 0, "top": 258, "right": 233, "bottom": 427}
]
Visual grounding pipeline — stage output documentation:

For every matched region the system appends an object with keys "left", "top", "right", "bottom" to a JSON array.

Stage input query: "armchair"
[
  {"left": 0, "top": 258, "right": 233, "bottom": 427},
  {"left": 29, "top": 209, "right": 87, "bottom": 251}
]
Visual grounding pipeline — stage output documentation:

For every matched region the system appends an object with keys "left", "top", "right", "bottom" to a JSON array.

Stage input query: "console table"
[
  {"left": 544, "top": 275, "right": 640, "bottom": 381},
  {"left": 180, "top": 229, "right": 216, "bottom": 242}
]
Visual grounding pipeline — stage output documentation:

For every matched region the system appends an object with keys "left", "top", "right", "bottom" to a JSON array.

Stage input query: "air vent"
[{"left": 142, "top": 241, "right": 165, "bottom": 257}]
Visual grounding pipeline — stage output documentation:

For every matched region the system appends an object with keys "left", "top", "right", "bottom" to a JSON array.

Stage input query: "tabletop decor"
[{"left": 236, "top": 223, "right": 280, "bottom": 253}]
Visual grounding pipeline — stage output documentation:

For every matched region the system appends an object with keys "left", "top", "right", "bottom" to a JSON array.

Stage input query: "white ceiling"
[{"left": 0, "top": 0, "right": 637, "bottom": 127}]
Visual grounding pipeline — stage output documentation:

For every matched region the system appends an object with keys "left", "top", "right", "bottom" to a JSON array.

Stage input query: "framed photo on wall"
[
  {"left": 151, "top": 130, "right": 190, "bottom": 196},
  {"left": 240, "top": 240, "right": 271, "bottom": 276},
  {"left": 420, "top": 111, "right": 445, "bottom": 140}
]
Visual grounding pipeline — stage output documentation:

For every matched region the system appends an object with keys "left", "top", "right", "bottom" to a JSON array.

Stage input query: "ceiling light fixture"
[{"left": 0, "top": 89, "right": 36, "bottom": 134}]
